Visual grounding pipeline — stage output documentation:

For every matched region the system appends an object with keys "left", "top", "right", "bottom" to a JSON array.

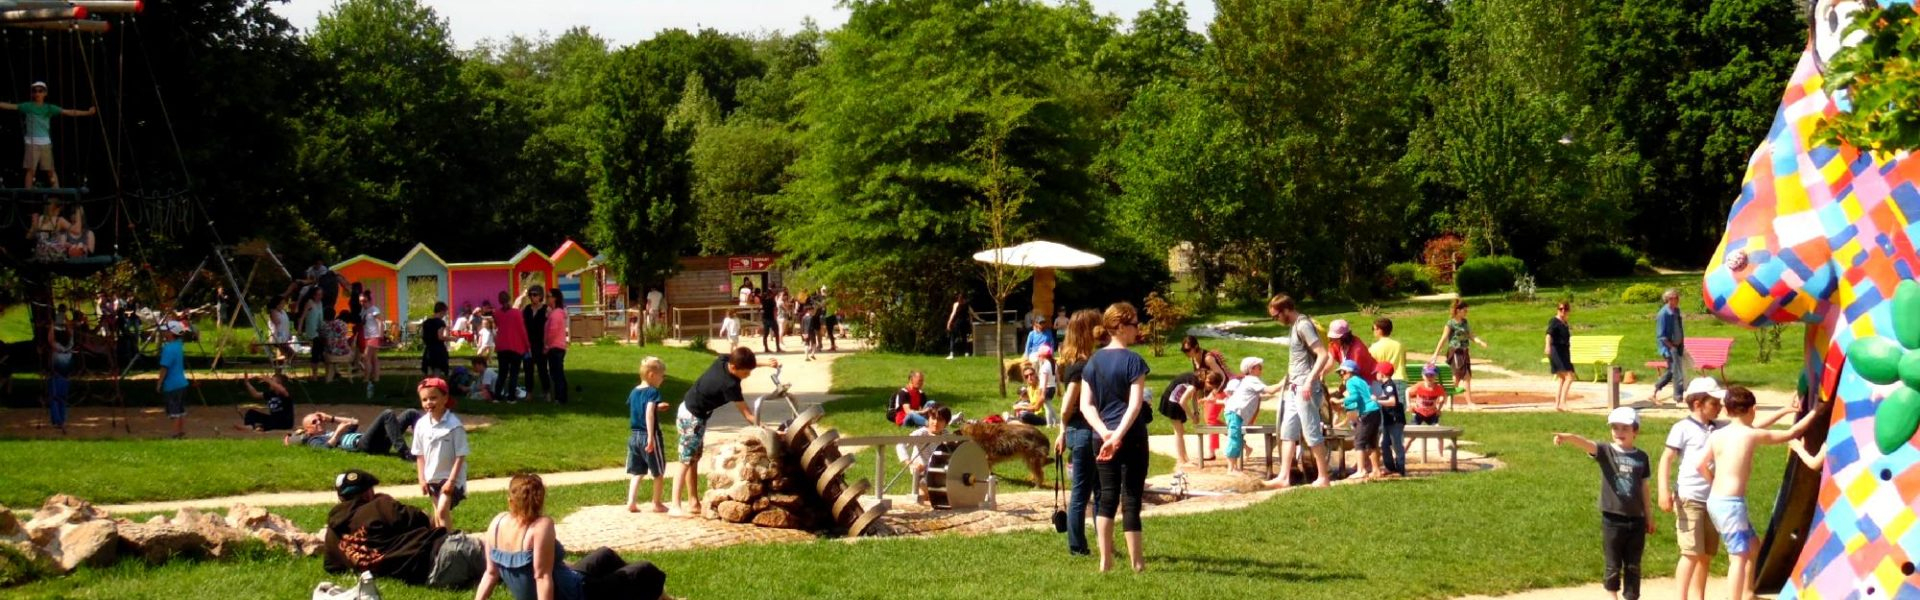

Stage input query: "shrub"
[
  {"left": 1455, "top": 256, "right": 1527, "bottom": 296},
  {"left": 1578, "top": 244, "right": 1640, "bottom": 279},
  {"left": 1620, "top": 283, "right": 1665, "bottom": 304},
  {"left": 1423, "top": 235, "right": 1467, "bottom": 284},
  {"left": 1380, "top": 262, "right": 1435, "bottom": 297},
  {"left": 687, "top": 333, "right": 711, "bottom": 353}
]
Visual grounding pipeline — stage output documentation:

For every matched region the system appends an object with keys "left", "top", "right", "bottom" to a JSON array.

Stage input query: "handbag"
[{"left": 1051, "top": 452, "right": 1068, "bottom": 533}]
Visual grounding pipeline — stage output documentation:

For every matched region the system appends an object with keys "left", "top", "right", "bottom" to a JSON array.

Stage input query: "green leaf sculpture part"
[
  {"left": 1877, "top": 387, "right": 1920, "bottom": 455},
  {"left": 1897, "top": 280, "right": 1920, "bottom": 350},
  {"left": 1851, "top": 336, "right": 1906, "bottom": 385}
]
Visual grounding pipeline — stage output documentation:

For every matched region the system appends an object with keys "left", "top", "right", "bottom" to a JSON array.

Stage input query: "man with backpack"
[{"left": 889, "top": 371, "right": 935, "bottom": 427}]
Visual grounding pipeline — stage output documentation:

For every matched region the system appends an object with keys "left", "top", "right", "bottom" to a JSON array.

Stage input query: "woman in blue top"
[
  {"left": 1051, "top": 308, "right": 1104, "bottom": 556},
  {"left": 1076, "top": 302, "right": 1152, "bottom": 573},
  {"left": 476, "top": 474, "right": 668, "bottom": 600}
]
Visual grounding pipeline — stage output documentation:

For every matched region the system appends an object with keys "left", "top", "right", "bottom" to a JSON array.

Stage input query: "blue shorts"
[
  {"left": 163, "top": 389, "right": 187, "bottom": 418},
  {"left": 1706, "top": 496, "right": 1756, "bottom": 555},
  {"left": 627, "top": 429, "right": 665, "bottom": 477}
]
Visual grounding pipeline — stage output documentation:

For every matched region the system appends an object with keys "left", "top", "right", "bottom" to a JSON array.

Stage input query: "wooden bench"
[
  {"left": 1191, "top": 424, "right": 1279, "bottom": 474},
  {"left": 1541, "top": 335, "right": 1623, "bottom": 382},
  {"left": 1644, "top": 337, "right": 1735, "bottom": 381},
  {"left": 1404, "top": 425, "right": 1462, "bottom": 471}
]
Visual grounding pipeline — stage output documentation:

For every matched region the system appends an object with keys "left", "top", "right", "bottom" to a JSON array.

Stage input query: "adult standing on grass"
[
  {"left": 1266, "top": 294, "right": 1332, "bottom": 489},
  {"left": 1179, "top": 335, "right": 1231, "bottom": 383},
  {"left": 1077, "top": 302, "right": 1151, "bottom": 572},
  {"left": 1546, "top": 302, "right": 1575, "bottom": 411},
  {"left": 759, "top": 285, "right": 782, "bottom": 354},
  {"left": 946, "top": 292, "right": 968, "bottom": 360},
  {"left": 669, "top": 347, "right": 778, "bottom": 517},
  {"left": 544, "top": 294, "right": 570, "bottom": 404},
  {"left": 421, "top": 302, "right": 452, "bottom": 378},
  {"left": 492, "top": 290, "right": 529, "bottom": 402},
  {"left": 1650, "top": 289, "right": 1687, "bottom": 406},
  {"left": 1429, "top": 299, "right": 1488, "bottom": 409},
  {"left": 523, "top": 286, "right": 552, "bottom": 403},
  {"left": 1051, "top": 308, "right": 1102, "bottom": 556}
]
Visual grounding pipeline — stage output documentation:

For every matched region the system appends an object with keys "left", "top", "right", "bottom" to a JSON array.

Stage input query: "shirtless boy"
[{"left": 1697, "top": 386, "right": 1827, "bottom": 600}]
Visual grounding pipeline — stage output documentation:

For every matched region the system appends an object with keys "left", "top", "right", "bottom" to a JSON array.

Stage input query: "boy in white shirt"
[
  {"left": 896, "top": 406, "right": 953, "bottom": 500},
  {"left": 410, "top": 378, "right": 469, "bottom": 528},
  {"left": 1222, "top": 357, "right": 1282, "bottom": 473},
  {"left": 720, "top": 312, "right": 742, "bottom": 351}
]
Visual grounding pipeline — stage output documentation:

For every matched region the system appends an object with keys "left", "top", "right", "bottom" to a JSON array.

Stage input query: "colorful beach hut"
[
  {"left": 549, "top": 239, "right": 598, "bottom": 312},
  {"left": 448, "top": 258, "right": 513, "bottom": 315},
  {"left": 509, "top": 246, "right": 556, "bottom": 299},
  {"left": 331, "top": 255, "right": 400, "bottom": 321},
  {"left": 394, "top": 243, "right": 450, "bottom": 328}
]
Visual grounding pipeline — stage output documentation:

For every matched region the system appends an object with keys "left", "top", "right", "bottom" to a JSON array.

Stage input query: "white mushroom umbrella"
[{"left": 972, "top": 241, "right": 1106, "bottom": 319}]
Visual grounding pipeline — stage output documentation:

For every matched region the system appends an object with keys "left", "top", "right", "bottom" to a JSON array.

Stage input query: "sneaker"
[{"left": 946, "top": 354, "right": 955, "bottom": 360}]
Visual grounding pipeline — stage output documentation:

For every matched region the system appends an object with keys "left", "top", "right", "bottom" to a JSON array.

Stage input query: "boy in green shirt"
[{"left": 1, "top": 82, "right": 97, "bottom": 189}]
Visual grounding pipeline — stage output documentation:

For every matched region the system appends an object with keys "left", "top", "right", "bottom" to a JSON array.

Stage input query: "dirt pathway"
[{"left": 94, "top": 341, "right": 865, "bottom": 515}]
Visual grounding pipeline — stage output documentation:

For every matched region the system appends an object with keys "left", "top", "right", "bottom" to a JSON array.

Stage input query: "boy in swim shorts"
[{"left": 1697, "top": 386, "right": 1826, "bottom": 600}]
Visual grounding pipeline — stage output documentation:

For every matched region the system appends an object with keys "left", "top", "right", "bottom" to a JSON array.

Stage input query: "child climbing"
[{"left": 1, "top": 82, "right": 97, "bottom": 189}]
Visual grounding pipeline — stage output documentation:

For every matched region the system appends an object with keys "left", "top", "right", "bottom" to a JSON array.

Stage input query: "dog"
[{"left": 955, "top": 418, "right": 1050, "bottom": 486}]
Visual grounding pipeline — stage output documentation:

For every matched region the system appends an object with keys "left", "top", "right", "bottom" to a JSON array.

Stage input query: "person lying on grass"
[
  {"left": 324, "top": 468, "right": 484, "bottom": 589},
  {"left": 236, "top": 372, "right": 296, "bottom": 432},
  {"left": 289, "top": 409, "right": 418, "bottom": 460}
]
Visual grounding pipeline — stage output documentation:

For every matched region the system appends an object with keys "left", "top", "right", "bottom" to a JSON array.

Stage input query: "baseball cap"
[
  {"left": 1607, "top": 406, "right": 1640, "bottom": 426},
  {"left": 417, "top": 377, "right": 449, "bottom": 395},
  {"left": 1337, "top": 359, "right": 1358, "bottom": 373},
  {"left": 30, "top": 81, "right": 46, "bottom": 90},
  {"left": 1327, "top": 319, "right": 1350, "bottom": 339},
  {"left": 1422, "top": 363, "right": 1438, "bottom": 377},
  {"left": 1239, "top": 356, "right": 1264, "bottom": 373},
  {"left": 1683, "top": 377, "right": 1728, "bottom": 399},
  {"left": 334, "top": 469, "right": 380, "bottom": 498}
]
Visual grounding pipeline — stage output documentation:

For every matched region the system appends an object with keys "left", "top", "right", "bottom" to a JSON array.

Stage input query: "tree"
[
  {"left": 777, "top": 0, "right": 1111, "bottom": 351},
  {"left": 973, "top": 93, "right": 1039, "bottom": 396},
  {"left": 689, "top": 116, "right": 797, "bottom": 254}
]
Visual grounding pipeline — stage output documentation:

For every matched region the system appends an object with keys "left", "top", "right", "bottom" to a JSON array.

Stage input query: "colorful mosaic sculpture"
[{"left": 1704, "top": 1, "right": 1920, "bottom": 596}]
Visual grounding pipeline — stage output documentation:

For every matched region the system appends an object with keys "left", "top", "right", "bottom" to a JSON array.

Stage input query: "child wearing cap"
[
  {"left": 1221, "top": 357, "right": 1282, "bottom": 473},
  {"left": 626, "top": 356, "right": 670, "bottom": 513},
  {"left": 1336, "top": 359, "right": 1383, "bottom": 480},
  {"left": 1036, "top": 345, "right": 1057, "bottom": 426},
  {"left": 1, "top": 82, "right": 97, "bottom": 190},
  {"left": 411, "top": 377, "right": 469, "bottom": 528},
  {"left": 1697, "top": 386, "right": 1826, "bottom": 600},
  {"left": 1408, "top": 364, "right": 1447, "bottom": 459},
  {"left": 1655, "top": 377, "right": 1797, "bottom": 600},
  {"left": 157, "top": 320, "right": 191, "bottom": 438},
  {"left": 1553, "top": 406, "right": 1654, "bottom": 600}
]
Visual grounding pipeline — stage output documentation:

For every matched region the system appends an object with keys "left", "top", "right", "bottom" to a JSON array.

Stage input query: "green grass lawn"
[
  {"left": 1206, "top": 274, "right": 1804, "bottom": 392},
  {"left": 6, "top": 410, "right": 1795, "bottom": 599},
  {"left": 0, "top": 343, "right": 716, "bottom": 506}
]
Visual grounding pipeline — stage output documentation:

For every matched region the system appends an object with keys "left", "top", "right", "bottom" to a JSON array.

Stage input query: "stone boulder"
[
  {"left": 0, "top": 504, "right": 22, "bottom": 543},
  {"left": 750, "top": 507, "right": 809, "bottom": 529},
  {"left": 56, "top": 520, "right": 118, "bottom": 571},
  {"left": 117, "top": 523, "right": 209, "bottom": 563}
]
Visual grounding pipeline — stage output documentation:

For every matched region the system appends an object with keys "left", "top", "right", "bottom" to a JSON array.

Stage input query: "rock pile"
[
  {"left": 0, "top": 494, "right": 324, "bottom": 583},
  {"left": 699, "top": 428, "right": 827, "bottom": 530}
]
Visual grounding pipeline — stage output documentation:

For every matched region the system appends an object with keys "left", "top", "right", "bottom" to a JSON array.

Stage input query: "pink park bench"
[{"left": 1644, "top": 337, "right": 1735, "bottom": 382}]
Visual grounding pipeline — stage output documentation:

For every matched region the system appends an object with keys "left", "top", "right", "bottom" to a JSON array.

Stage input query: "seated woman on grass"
[{"left": 475, "top": 474, "right": 668, "bottom": 600}]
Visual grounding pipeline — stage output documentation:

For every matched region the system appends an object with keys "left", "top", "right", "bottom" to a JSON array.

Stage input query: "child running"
[
  {"left": 626, "top": 357, "right": 671, "bottom": 513},
  {"left": 1552, "top": 407, "right": 1654, "bottom": 600},
  {"left": 411, "top": 377, "right": 470, "bottom": 528},
  {"left": 1697, "top": 386, "right": 1825, "bottom": 600}
]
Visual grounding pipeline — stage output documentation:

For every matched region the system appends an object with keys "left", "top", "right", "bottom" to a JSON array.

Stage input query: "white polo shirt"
[{"left": 411, "top": 411, "right": 469, "bottom": 488}]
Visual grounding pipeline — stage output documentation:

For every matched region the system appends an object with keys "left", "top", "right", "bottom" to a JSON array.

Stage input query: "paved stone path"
[{"left": 96, "top": 340, "right": 865, "bottom": 515}]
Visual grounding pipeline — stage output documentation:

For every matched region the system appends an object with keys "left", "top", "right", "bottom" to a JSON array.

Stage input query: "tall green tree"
[{"left": 778, "top": 0, "right": 1113, "bottom": 351}]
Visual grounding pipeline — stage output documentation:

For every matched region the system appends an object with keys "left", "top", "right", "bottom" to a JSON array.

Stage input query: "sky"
[{"left": 270, "top": 0, "right": 1218, "bottom": 49}]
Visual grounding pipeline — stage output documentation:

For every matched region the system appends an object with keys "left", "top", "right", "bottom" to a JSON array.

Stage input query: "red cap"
[{"left": 417, "top": 377, "right": 449, "bottom": 395}]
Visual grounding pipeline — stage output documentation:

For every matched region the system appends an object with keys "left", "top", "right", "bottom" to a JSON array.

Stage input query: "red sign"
[{"left": 728, "top": 256, "right": 775, "bottom": 272}]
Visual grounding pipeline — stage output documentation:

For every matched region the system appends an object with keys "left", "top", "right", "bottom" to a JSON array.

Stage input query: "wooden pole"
[
  {"left": 1032, "top": 268, "right": 1056, "bottom": 321},
  {"left": 0, "top": 6, "right": 83, "bottom": 22},
  {"left": 2, "top": 18, "right": 108, "bottom": 32}
]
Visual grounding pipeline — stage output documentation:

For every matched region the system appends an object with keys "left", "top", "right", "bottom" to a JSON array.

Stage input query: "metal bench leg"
[
  {"left": 1449, "top": 439, "right": 1458, "bottom": 472},
  {"left": 875, "top": 447, "right": 886, "bottom": 500}
]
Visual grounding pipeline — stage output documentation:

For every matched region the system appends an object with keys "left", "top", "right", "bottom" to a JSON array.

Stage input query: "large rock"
[
  {"left": 56, "top": 520, "right": 118, "bottom": 571},
  {"left": 712, "top": 500, "right": 753, "bottom": 524},
  {"left": 0, "top": 504, "right": 22, "bottom": 542},
  {"left": 117, "top": 523, "right": 208, "bottom": 563},
  {"left": 750, "top": 507, "right": 808, "bottom": 529},
  {"left": 35, "top": 495, "right": 105, "bottom": 524}
]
